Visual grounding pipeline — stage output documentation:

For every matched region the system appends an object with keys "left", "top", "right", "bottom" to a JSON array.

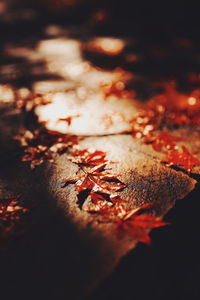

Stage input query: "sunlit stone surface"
[{"left": 0, "top": 84, "right": 15, "bottom": 103}]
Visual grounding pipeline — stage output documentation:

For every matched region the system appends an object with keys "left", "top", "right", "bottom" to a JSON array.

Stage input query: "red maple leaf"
[
  {"left": 86, "top": 191, "right": 114, "bottom": 212},
  {"left": 75, "top": 175, "right": 95, "bottom": 192},
  {"left": 162, "top": 145, "right": 200, "bottom": 173},
  {"left": 68, "top": 149, "right": 108, "bottom": 168},
  {"left": 114, "top": 204, "right": 168, "bottom": 245},
  {"left": 86, "top": 192, "right": 127, "bottom": 215},
  {"left": 64, "top": 149, "right": 169, "bottom": 245},
  {"left": 91, "top": 200, "right": 127, "bottom": 218},
  {"left": 147, "top": 84, "right": 200, "bottom": 127},
  {"left": 92, "top": 202, "right": 168, "bottom": 244},
  {"left": 63, "top": 149, "right": 126, "bottom": 206},
  {"left": 130, "top": 84, "right": 200, "bottom": 142},
  {"left": 0, "top": 195, "right": 29, "bottom": 244},
  {"left": 144, "top": 132, "right": 181, "bottom": 152},
  {"left": 59, "top": 114, "right": 80, "bottom": 125},
  {"left": 64, "top": 167, "right": 125, "bottom": 199},
  {"left": 15, "top": 129, "right": 78, "bottom": 168}
]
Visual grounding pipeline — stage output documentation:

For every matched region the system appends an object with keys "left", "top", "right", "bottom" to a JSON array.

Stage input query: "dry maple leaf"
[
  {"left": 87, "top": 196, "right": 127, "bottom": 218},
  {"left": 63, "top": 148, "right": 126, "bottom": 206},
  {"left": 58, "top": 114, "right": 80, "bottom": 126},
  {"left": 0, "top": 195, "right": 29, "bottom": 244},
  {"left": 75, "top": 174, "right": 95, "bottom": 192},
  {"left": 90, "top": 202, "right": 168, "bottom": 244},
  {"left": 144, "top": 132, "right": 181, "bottom": 152},
  {"left": 89, "top": 173, "right": 125, "bottom": 193},
  {"left": 162, "top": 145, "right": 200, "bottom": 173},
  {"left": 15, "top": 129, "right": 78, "bottom": 168},
  {"left": 114, "top": 204, "right": 168, "bottom": 245},
  {"left": 86, "top": 191, "right": 114, "bottom": 213},
  {"left": 68, "top": 149, "right": 108, "bottom": 168},
  {"left": 64, "top": 168, "right": 125, "bottom": 203},
  {"left": 130, "top": 84, "right": 200, "bottom": 144},
  {"left": 148, "top": 84, "right": 200, "bottom": 127}
]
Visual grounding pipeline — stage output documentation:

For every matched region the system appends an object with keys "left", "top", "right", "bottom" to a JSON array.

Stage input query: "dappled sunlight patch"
[
  {"left": 0, "top": 84, "right": 15, "bottom": 103},
  {"left": 86, "top": 37, "right": 125, "bottom": 56}
]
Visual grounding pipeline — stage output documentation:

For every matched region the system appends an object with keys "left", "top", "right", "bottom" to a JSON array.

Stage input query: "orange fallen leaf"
[
  {"left": 144, "top": 132, "right": 181, "bottom": 152},
  {"left": 115, "top": 204, "right": 169, "bottom": 245},
  {"left": 162, "top": 146, "right": 200, "bottom": 173}
]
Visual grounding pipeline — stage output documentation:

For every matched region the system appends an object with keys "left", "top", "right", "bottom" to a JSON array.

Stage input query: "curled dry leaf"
[
  {"left": 0, "top": 195, "right": 29, "bottom": 244},
  {"left": 90, "top": 200, "right": 168, "bottom": 245},
  {"left": 162, "top": 145, "right": 200, "bottom": 173},
  {"left": 64, "top": 148, "right": 126, "bottom": 207},
  {"left": 88, "top": 199, "right": 127, "bottom": 219},
  {"left": 131, "top": 84, "right": 200, "bottom": 142},
  {"left": 15, "top": 129, "right": 78, "bottom": 168},
  {"left": 114, "top": 204, "right": 168, "bottom": 245},
  {"left": 144, "top": 132, "right": 181, "bottom": 152},
  {"left": 129, "top": 84, "right": 200, "bottom": 176},
  {"left": 67, "top": 149, "right": 108, "bottom": 168},
  {"left": 58, "top": 114, "right": 80, "bottom": 126},
  {"left": 64, "top": 146, "right": 171, "bottom": 245},
  {"left": 115, "top": 213, "right": 168, "bottom": 245},
  {"left": 86, "top": 191, "right": 113, "bottom": 213},
  {"left": 64, "top": 166, "right": 126, "bottom": 202}
]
